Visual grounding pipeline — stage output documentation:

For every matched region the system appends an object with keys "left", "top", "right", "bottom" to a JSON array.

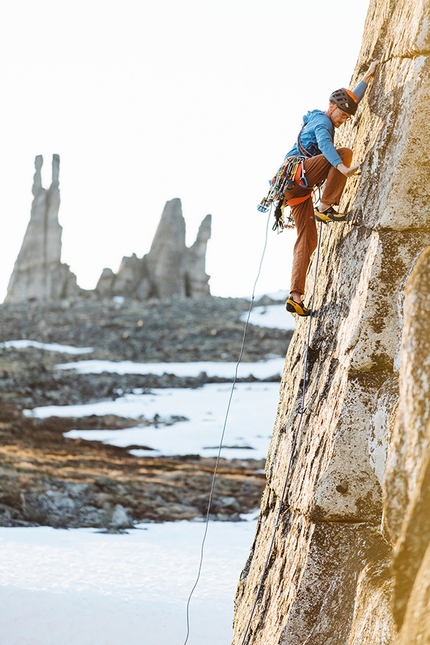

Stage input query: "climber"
[{"left": 283, "top": 60, "right": 379, "bottom": 317}]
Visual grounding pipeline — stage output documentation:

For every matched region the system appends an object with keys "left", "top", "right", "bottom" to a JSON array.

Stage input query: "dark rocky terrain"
[{"left": 0, "top": 295, "right": 292, "bottom": 529}]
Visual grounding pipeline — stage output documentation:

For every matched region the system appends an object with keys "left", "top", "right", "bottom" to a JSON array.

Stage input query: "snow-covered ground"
[
  {"left": 241, "top": 303, "right": 295, "bottom": 330},
  {"left": 0, "top": 517, "right": 258, "bottom": 645},
  {"left": 3, "top": 303, "right": 291, "bottom": 645},
  {"left": 55, "top": 356, "right": 285, "bottom": 378},
  {"left": 26, "top": 382, "right": 279, "bottom": 459},
  {"left": 0, "top": 339, "right": 94, "bottom": 354}
]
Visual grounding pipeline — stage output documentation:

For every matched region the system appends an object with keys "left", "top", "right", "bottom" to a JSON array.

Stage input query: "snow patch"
[
  {"left": 0, "top": 339, "right": 94, "bottom": 354},
  {"left": 26, "top": 383, "right": 279, "bottom": 460},
  {"left": 0, "top": 519, "right": 257, "bottom": 645},
  {"left": 54, "top": 357, "right": 285, "bottom": 378},
  {"left": 241, "top": 304, "right": 295, "bottom": 331}
]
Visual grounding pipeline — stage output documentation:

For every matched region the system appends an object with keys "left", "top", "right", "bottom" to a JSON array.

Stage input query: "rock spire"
[
  {"left": 6, "top": 162, "right": 212, "bottom": 303},
  {"left": 96, "top": 198, "right": 212, "bottom": 300},
  {"left": 6, "top": 155, "right": 80, "bottom": 303}
]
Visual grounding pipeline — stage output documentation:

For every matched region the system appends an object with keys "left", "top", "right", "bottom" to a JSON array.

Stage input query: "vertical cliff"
[{"left": 232, "top": 1, "right": 430, "bottom": 643}]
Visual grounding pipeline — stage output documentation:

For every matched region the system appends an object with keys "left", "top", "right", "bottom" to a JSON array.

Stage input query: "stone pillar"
[
  {"left": 6, "top": 155, "right": 80, "bottom": 303},
  {"left": 99, "top": 198, "right": 212, "bottom": 301}
]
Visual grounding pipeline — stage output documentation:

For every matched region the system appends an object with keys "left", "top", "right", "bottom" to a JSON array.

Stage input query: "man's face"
[{"left": 328, "top": 103, "right": 351, "bottom": 128}]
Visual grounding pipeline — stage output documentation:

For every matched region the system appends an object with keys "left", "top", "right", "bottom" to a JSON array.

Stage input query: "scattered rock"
[{"left": 0, "top": 295, "right": 284, "bottom": 528}]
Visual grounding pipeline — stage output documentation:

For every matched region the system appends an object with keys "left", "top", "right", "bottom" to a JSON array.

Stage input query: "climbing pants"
[{"left": 283, "top": 147, "right": 353, "bottom": 296}]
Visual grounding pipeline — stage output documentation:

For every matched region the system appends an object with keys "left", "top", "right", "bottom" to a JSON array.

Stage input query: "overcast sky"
[{"left": 0, "top": 0, "right": 370, "bottom": 302}]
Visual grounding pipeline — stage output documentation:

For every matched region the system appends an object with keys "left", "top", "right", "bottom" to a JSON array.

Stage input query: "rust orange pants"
[{"left": 283, "top": 147, "right": 353, "bottom": 296}]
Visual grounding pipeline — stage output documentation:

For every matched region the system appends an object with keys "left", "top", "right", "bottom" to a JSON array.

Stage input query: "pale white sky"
[{"left": 0, "top": 0, "right": 370, "bottom": 302}]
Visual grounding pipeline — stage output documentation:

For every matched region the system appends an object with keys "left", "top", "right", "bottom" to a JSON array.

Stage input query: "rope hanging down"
[
  {"left": 182, "top": 208, "right": 272, "bottom": 645},
  {"left": 239, "top": 220, "right": 324, "bottom": 645}
]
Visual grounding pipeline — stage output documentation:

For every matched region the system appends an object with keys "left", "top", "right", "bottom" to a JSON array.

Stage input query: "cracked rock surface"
[{"left": 231, "top": 1, "right": 430, "bottom": 643}]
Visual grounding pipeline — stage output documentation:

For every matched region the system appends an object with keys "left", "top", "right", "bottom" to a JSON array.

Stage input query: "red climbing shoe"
[
  {"left": 315, "top": 205, "right": 348, "bottom": 223},
  {"left": 286, "top": 298, "right": 311, "bottom": 317}
]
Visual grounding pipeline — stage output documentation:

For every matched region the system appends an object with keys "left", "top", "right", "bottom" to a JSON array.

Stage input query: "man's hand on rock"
[
  {"left": 363, "top": 60, "right": 380, "bottom": 83},
  {"left": 337, "top": 162, "right": 361, "bottom": 177}
]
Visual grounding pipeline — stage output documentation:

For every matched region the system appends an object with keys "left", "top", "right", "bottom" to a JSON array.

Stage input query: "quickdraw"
[
  {"left": 257, "top": 156, "right": 307, "bottom": 234},
  {"left": 272, "top": 201, "right": 294, "bottom": 233}
]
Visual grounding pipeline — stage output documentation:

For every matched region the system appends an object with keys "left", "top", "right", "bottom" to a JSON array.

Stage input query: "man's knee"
[{"left": 337, "top": 147, "right": 353, "bottom": 166}]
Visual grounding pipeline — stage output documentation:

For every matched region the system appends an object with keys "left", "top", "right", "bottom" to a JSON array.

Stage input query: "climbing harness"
[
  {"left": 296, "top": 122, "right": 321, "bottom": 159},
  {"left": 258, "top": 116, "right": 331, "bottom": 233},
  {"left": 257, "top": 156, "right": 307, "bottom": 233},
  {"left": 182, "top": 208, "right": 273, "bottom": 645},
  {"left": 238, "top": 220, "right": 324, "bottom": 645}
]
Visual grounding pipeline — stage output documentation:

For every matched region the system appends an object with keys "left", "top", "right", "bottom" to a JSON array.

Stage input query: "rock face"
[
  {"left": 6, "top": 164, "right": 211, "bottom": 303},
  {"left": 6, "top": 155, "right": 81, "bottom": 303},
  {"left": 232, "top": 1, "right": 430, "bottom": 644},
  {"left": 96, "top": 198, "right": 212, "bottom": 299},
  {"left": 386, "top": 246, "right": 430, "bottom": 645}
]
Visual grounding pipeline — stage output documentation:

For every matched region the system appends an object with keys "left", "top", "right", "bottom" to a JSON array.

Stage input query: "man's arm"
[
  {"left": 314, "top": 121, "right": 343, "bottom": 168},
  {"left": 352, "top": 60, "right": 380, "bottom": 102},
  {"left": 337, "top": 60, "right": 380, "bottom": 176}
]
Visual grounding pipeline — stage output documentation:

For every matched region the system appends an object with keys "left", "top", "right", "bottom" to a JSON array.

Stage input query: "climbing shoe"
[
  {"left": 286, "top": 298, "right": 311, "bottom": 317},
  {"left": 315, "top": 205, "right": 348, "bottom": 223}
]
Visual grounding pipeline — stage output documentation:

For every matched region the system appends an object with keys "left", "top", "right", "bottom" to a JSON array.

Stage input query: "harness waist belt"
[
  {"left": 284, "top": 163, "right": 312, "bottom": 207},
  {"left": 286, "top": 194, "right": 312, "bottom": 207}
]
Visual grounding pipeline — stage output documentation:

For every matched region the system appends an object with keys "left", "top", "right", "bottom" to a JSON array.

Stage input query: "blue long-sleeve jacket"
[{"left": 284, "top": 81, "right": 368, "bottom": 167}]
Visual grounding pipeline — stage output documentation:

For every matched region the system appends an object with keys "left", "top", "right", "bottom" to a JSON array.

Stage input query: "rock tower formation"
[
  {"left": 6, "top": 155, "right": 80, "bottom": 303},
  {"left": 232, "top": 1, "right": 430, "bottom": 643},
  {"left": 96, "top": 198, "right": 212, "bottom": 300},
  {"left": 6, "top": 160, "right": 211, "bottom": 302}
]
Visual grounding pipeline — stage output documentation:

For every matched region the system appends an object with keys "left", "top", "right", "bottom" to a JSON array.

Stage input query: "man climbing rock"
[{"left": 282, "top": 60, "right": 379, "bottom": 316}]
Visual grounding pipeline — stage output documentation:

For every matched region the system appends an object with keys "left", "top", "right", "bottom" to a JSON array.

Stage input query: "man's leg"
[
  {"left": 284, "top": 155, "right": 332, "bottom": 307},
  {"left": 319, "top": 147, "right": 353, "bottom": 208},
  {"left": 283, "top": 154, "right": 333, "bottom": 205},
  {"left": 284, "top": 150, "right": 351, "bottom": 308},
  {"left": 290, "top": 196, "right": 318, "bottom": 300}
]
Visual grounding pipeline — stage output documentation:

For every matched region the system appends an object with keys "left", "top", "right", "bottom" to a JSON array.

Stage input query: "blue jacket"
[{"left": 284, "top": 81, "right": 368, "bottom": 167}]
